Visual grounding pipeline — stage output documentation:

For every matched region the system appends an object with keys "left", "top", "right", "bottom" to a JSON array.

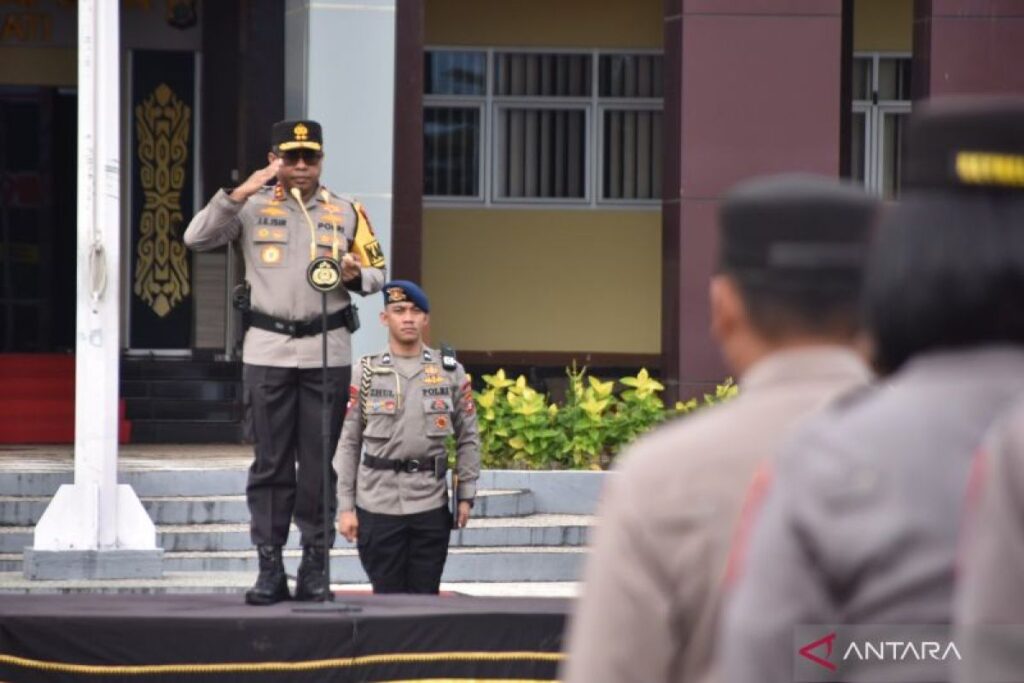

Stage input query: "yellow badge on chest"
[
  {"left": 260, "top": 245, "right": 282, "bottom": 264},
  {"left": 424, "top": 375, "right": 445, "bottom": 386},
  {"left": 260, "top": 205, "right": 287, "bottom": 217}
]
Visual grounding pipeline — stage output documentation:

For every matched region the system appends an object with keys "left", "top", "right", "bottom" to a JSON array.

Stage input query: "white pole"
[{"left": 26, "top": 0, "right": 158, "bottom": 578}]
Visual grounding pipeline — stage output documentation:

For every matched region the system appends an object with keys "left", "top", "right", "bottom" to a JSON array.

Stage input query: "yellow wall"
[
  {"left": 0, "top": 47, "right": 75, "bottom": 86},
  {"left": 854, "top": 0, "right": 913, "bottom": 53},
  {"left": 426, "top": 0, "right": 662, "bottom": 49},
  {"left": 423, "top": 208, "right": 661, "bottom": 353}
]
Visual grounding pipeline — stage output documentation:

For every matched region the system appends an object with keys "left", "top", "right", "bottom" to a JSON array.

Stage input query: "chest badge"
[
  {"left": 434, "top": 416, "right": 450, "bottom": 430},
  {"left": 260, "top": 245, "right": 282, "bottom": 264}
]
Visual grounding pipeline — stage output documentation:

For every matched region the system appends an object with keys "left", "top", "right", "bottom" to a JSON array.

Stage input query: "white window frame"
[
  {"left": 852, "top": 52, "right": 912, "bottom": 197},
  {"left": 424, "top": 46, "right": 663, "bottom": 210}
]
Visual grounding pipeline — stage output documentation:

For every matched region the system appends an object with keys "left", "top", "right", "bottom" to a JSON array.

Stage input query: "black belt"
[
  {"left": 249, "top": 308, "right": 351, "bottom": 338},
  {"left": 363, "top": 453, "right": 445, "bottom": 477}
]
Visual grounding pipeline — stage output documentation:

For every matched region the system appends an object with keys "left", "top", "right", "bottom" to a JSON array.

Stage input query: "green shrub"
[{"left": 471, "top": 366, "right": 737, "bottom": 470}]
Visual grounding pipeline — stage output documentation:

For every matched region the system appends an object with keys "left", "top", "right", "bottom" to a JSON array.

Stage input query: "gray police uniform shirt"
[
  {"left": 954, "top": 397, "right": 1024, "bottom": 683},
  {"left": 721, "top": 347, "right": 1024, "bottom": 683},
  {"left": 183, "top": 185, "right": 386, "bottom": 368},
  {"left": 334, "top": 347, "right": 481, "bottom": 515},
  {"left": 562, "top": 347, "right": 872, "bottom": 683}
]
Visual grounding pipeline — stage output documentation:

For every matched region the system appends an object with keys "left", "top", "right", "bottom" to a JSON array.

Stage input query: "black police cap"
[
  {"left": 903, "top": 97, "right": 1024, "bottom": 192},
  {"left": 719, "top": 174, "right": 878, "bottom": 275},
  {"left": 271, "top": 120, "right": 323, "bottom": 152}
]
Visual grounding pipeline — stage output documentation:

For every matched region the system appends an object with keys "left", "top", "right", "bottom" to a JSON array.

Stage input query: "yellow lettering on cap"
[{"left": 956, "top": 151, "right": 1024, "bottom": 188}]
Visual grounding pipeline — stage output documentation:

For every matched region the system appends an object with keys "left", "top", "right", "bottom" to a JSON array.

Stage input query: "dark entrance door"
[{"left": 0, "top": 87, "right": 77, "bottom": 352}]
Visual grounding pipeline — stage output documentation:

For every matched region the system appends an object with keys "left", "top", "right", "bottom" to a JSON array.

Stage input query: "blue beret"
[{"left": 383, "top": 280, "right": 429, "bottom": 312}]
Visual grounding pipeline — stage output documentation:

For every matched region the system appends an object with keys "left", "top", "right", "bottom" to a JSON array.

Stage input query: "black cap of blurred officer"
[
  {"left": 865, "top": 97, "right": 1024, "bottom": 373},
  {"left": 712, "top": 173, "right": 879, "bottom": 377}
]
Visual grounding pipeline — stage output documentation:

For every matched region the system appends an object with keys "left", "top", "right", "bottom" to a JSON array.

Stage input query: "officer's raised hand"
[
  {"left": 338, "top": 510, "right": 358, "bottom": 542},
  {"left": 229, "top": 159, "right": 283, "bottom": 203},
  {"left": 341, "top": 252, "right": 361, "bottom": 283}
]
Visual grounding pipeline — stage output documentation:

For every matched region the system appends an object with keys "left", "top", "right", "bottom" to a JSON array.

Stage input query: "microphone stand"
[{"left": 291, "top": 187, "right": 360, "bottom": 614}]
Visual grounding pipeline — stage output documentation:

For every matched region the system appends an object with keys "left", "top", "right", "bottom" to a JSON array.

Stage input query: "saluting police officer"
[
  {"left": 184, "top": 120, "right": 386, "bottom": 605},
  {"left": 334, "top": 281, "right": 480, "bottom": 594}
]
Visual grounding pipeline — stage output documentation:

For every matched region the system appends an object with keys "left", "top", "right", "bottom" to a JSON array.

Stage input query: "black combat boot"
[
  {"left": 244, "top": 545, "right": 290, "bottom": 605},
  {"left": 293, "top": 544, "right": 330, "bottom": 601}
]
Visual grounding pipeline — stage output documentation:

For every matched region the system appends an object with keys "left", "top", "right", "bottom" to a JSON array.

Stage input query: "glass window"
[
  {"left": 496, "top": 107, "right": 586, "bottom": 199},
  {"left": 424, "top": 48, "right": 663, "bottom": 205},
  {"left": 425, "top": 51, "right": 486, "bottom": 96},
  {"left": 603, "top": 109, "right": 662, "bottom": 200},
  {"left": 424, "top": 106, "right": 481, "bottom": 197},
  {"left": 599, "top": 55, "right": 663, "bottom": 98},
  {"left": 494, "top": 53, "right": 592, "bottom": 97},
  {"left": 849, "top": 54, "right": 911, "bottom": 198}
]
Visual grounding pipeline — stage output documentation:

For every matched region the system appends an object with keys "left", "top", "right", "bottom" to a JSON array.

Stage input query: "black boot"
[
  {"left": 294, "top": 544, "right": 330, "bottom": 601},
  {"left": 245, "top": 545, "right": 290, "bottom": 605}
]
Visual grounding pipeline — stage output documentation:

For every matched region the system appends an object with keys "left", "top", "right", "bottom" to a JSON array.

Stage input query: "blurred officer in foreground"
[
  {"left": 184, "top": 120, "right": 386, "bottom": 605},
  {"left": 562, "top": 174, "right": 877, "bottom": 683},
  {"left": 955, "top": 399, "right": 1024, "bottom": 683},
  {"left": 334, "top": 281, "right": 480, "bottom": 594},
  {"left": 721, "top": 98, "right": 1024, "bottom": 683}
]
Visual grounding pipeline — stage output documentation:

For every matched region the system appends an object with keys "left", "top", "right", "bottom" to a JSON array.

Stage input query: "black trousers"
[
  {"left": 356, "top": 505, "right": 452, "bottom": 594},
  {"left": 243, "top": 363, "right": 351, "bottom": 547}
]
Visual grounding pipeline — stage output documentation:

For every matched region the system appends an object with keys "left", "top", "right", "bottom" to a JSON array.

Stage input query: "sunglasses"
[{"left": 279, "top": 150, "right": 323, "bottom": 166}]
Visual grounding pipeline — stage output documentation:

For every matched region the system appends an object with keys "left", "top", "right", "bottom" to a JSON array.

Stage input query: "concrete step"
[
  {"left": 0, "top": 546, "right": 586, "bottom": 582},
  {"left": 0, "top": 489, "right": 537, "bottom": 526},
  {"left": 0, "top": 515, "right": 590, "bottom": 553},
  {"left": 0, "top": 571, "right": 579, "bottom": 597}
]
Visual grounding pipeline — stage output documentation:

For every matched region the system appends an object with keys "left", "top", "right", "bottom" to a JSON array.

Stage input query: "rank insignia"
[
  {"left": 260, "top": 205, "right": 287, "bottom": 217},
  {"left": 434, "top": 416, "right": 449, "bottom": 430},
  {"left": 260, "top": 245, "right": 282, "bottom": 265},
  {"left": 294, "top": 123, "right": 309, "bottom": 140},
  {"left": 424, "top": 375, "right": 445, "bottom": 386},
  {"left": 321, "top": 202, "right": 343, "bottom": 214},
  {"left": 387, "top": 287, "right": 405, "bottom": 303},
  {"left": 425, "top": 364, "right": 440, "bottom": 375}
]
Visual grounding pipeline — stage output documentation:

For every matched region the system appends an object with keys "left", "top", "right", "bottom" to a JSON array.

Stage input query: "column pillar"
[
  {"left": 913, "top": 0, "right": 1024, "bottom": 99},
  {"left": 661, "top": 0, "right": 846, "bottom": 400}
]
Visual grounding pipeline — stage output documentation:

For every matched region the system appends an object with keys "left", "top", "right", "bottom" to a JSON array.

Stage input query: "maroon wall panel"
[{"left": 662, "top": 1, "right": 844, "bottom": 399}]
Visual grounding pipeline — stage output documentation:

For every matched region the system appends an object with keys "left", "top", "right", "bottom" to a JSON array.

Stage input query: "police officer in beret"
[
  {"left": 184, "top": 120, "right": 386, "bottom": 605},
  {"left": 564, "top": 174, "right": 877, "bottom": 683},
  {"left": 721, "top": 98, "right": 1024, "bottom": 683},
  {"left": 334, "top": 281, "right": 480, "bottom": 594}
]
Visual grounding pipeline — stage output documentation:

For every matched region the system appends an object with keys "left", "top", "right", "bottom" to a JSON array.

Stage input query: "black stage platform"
[{"left": 0, "top": 593, "right": 569, "bottom": 682}]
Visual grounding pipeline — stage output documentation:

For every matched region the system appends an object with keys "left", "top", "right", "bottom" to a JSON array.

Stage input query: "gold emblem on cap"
[
  {"left": 294, "top": 123, "right": 309, "bottom": 141},
  {"left": 387, "top": 287, "right": 406, "bottom": 303}
]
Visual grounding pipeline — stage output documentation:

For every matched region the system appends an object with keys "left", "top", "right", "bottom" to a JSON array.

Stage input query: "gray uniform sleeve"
[
  {"left": 452, "top": 364, "right": 480, "bottom": 500},
  {"left": 355, "top": 265, "right": 386, "bottom": 296},
  {"left": 183, "top": 189, "right": 244, "bottom": 250},
  {"left": 720, "top": 450, "right": 839, "bottom": 683},
  {"left": 334, "top": 374, "right": 365, "bottom": 512},
  {"left": 562, "top": 466, "right": 682, "bottom": 683},
  {"left": 955, "top": 410, "right": 1024, "bottom": 682}
]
